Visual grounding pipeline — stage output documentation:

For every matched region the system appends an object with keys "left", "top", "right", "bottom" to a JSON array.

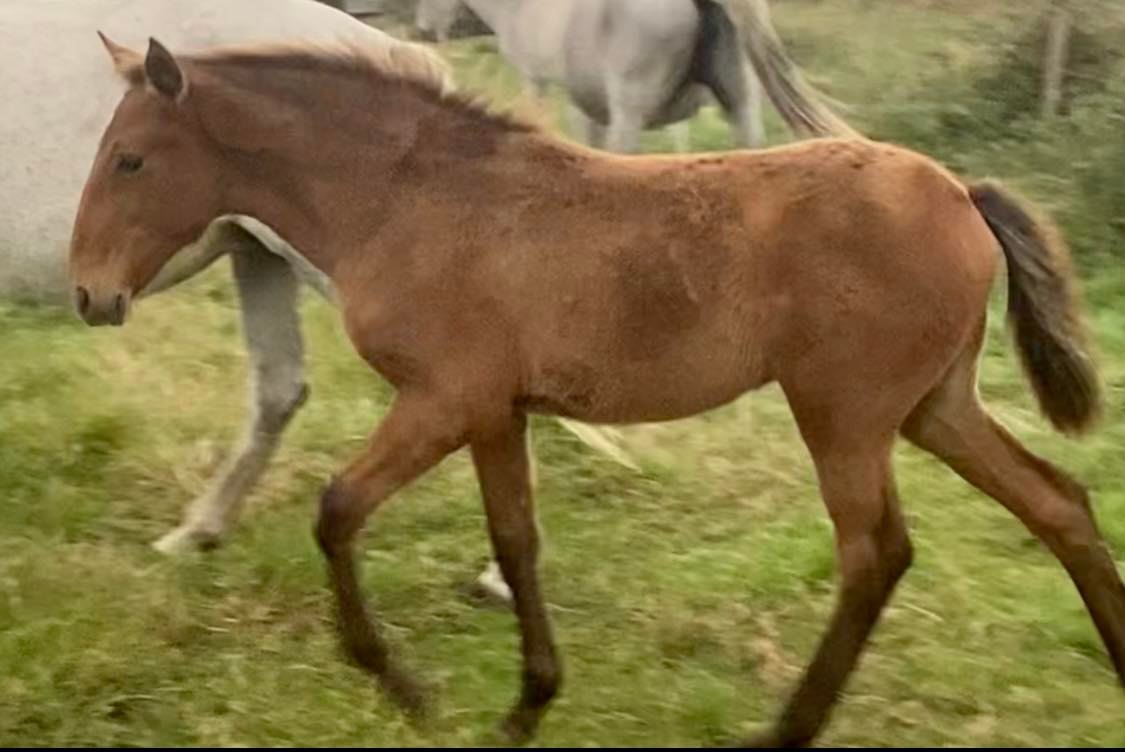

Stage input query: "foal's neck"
[{"left": 208, "top": 65, "right": 567, "bottom": 279}]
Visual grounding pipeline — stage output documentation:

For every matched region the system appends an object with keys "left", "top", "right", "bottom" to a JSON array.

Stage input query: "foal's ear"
[
  {"left": 97, "top": 31, "right": 144, "bottom": 85},
  {"left": 144, "top": 37, "right": 187, "bottom": 101}
]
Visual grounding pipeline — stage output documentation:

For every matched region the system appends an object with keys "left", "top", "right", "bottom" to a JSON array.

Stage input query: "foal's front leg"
[
  {"left": 155, "top": 244, "right": 307, "bottom": 553},
  {"left": 471, "top": 413, "right": 561, "bottom": 742},
  {"left": 315, "top": 395, "right": 465, "bottom": 713}
]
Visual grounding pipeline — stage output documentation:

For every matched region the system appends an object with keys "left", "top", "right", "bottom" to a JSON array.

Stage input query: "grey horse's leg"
[
  {"left": 475, "top": 560, "right": 513, "bottom": 601},
  {"left": 605, "top": 99, "right": 643, "bottom": 154},
  {"left": 567, "top": 104, "right": 607, "bottom": 150},
  {"left": 734, "top": 62, "right": 765, "bottom": 148},
  {"left": 696, "top": 2, "right": 766, "bottom": 148},
  {"left": 523, "top": 78, "right": 549, "bottom": 103},
  {"left": 586, "top": 118, "right": 608, "bottom": 150},
  {"left": 154, "top": 235, "right": 307, "bottom": 553},
  {"left": 668, "top": 120, "right": 692, "bottom": 153}
]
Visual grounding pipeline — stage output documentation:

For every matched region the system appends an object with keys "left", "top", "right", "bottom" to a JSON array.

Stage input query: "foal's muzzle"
[{"left": 74, "top": 286, "right": 130, "bottom": 327}]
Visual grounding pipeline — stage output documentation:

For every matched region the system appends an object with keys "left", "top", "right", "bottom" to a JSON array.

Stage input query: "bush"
[{"left": 852, "top": 3, "right": 1125, "bottom": 264}]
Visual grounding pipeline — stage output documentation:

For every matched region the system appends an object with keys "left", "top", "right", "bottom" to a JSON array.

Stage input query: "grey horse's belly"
[
  {"left": 651, "top": 83, "right": 713, "bottom": 127},
  {"left": 559, "top": 0, "right": 704, "bottom": 128},
  {"left": 568, "top": 78, "right": 710, "bottom": 129}
]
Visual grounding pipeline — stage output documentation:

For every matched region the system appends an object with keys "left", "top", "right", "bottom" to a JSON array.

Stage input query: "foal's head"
[{"left": 69, "top": 35, "right": 223, "bottom": 326}]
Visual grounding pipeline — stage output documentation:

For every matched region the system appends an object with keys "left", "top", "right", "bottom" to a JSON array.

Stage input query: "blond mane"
[
  {"left": 192, "top": 37, "right": 457, "bottom": 96},
  {"left": 113, "top": 36, "right": 537, "bottom": 134}
]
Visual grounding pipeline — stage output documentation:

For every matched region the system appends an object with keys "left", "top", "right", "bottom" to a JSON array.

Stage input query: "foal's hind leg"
[
  {"left": 746, "top": 429, "right": 912, "bottom": 747},
  {"left": 155, "top": 244, "right": 307, "bottom": 553},
  {"left": 471, "top": 413, "right": 560, "bottom": 742},
  {"left": 903, "top": 345, "right": 1125, "bottom": 683}
]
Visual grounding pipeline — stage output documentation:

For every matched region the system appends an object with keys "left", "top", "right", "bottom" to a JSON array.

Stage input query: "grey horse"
[{"left": 414, "top": 0, "right": 852, "bottom": 152}]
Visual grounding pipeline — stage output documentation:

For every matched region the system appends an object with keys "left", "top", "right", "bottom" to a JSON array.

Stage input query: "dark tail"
[
  {"left": 969, "top": 180, "right": 1102, "bottom": 435},
  {"left": 713, "top": 0, "right": 857, "bottom": 138}
]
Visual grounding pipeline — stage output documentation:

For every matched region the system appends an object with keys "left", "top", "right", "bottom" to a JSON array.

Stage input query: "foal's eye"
[{"left": 116, "top": 154, "right": 144, "bottom": 174}]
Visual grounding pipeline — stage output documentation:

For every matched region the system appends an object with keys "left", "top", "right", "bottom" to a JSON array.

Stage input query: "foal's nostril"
[{"left": 75, "top": 286, "right": 90, "bottom": 315}]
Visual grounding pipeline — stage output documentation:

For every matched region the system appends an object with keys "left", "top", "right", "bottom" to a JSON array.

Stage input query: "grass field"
[{"left": 1, "top": 1, "right": 1123, "bottom": 746}]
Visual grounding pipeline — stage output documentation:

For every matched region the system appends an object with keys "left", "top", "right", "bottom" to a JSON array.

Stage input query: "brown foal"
[{"left": 68, "top": 36, "right": 1124, "bottom": 745}]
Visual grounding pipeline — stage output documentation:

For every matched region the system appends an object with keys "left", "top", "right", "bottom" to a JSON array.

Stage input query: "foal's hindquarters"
[
  {"left": 742, "top": 178, "right": 1124, "bottom": 744},
  {"left": 314, "top": 142, "right": 1123, "bottom": 745}
]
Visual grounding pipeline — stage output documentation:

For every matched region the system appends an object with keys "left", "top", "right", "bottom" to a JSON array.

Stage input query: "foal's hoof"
[
  {"left": 152, "top": 525, "right": 221, "bottom": 555},
  {"left": 491, "top": 708, "right": 539, "bottom": 747},
  {"left": 380, "top": 667, "right": 430, "bottom": 721},
  {"left": 737, "top": 734, "right": 777, "bottom": 748},
  {"left": 737, "top": 729, "right": 803, "bottom": 748}
]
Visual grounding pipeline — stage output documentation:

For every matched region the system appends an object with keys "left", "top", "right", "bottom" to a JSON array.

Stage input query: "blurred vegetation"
[
  {"left": 1, "top": 0, "right": 1123, "bottom": 746},
  {"left": 368, "top": 0, "right": 490, "bottom": 36},
  {"left": 799, "top": 0, "right": 1125, "bottom": 266}
]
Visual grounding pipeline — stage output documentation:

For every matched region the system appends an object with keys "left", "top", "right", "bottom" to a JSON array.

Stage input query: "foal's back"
[{"left": 479, "top": 138, "right": 999, "bottom": 424}]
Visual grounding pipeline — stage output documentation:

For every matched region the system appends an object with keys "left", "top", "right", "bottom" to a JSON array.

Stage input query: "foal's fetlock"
[
  {"left": 522, "top": 661, "right": 561, "bottom": 709},
  {"left": 739, "top": 730, "right": 809, "bottom": 749},
  {"left": 379, "top": 665, "right": 430, "bottom": 720},
  {"left": 495, "top": 670, "right": 556, "bottom": 745},
  {"left": 740, "top": 718, "right": 817, "bottom": 748},
  {"left": 497, "top": 705, "right": 542, "bottom": 746}
]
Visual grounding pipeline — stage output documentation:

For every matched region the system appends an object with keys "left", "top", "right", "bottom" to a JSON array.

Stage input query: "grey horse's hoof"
[
  {"left": 152, "top": 524, "right": 221, "bottom": 555},
  {"left": 470, "top": 561, "right": 513, "bottom": 605}
]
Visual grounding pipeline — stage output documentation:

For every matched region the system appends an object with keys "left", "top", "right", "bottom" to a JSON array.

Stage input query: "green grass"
[{"left": 1, "top": 1, "right": 1123, "bottom": 746}]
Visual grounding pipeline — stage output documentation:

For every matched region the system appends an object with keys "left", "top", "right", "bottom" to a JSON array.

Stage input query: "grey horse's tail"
[{"left": 713, "top": 0, "right": 856, "bottom": 138}]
